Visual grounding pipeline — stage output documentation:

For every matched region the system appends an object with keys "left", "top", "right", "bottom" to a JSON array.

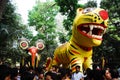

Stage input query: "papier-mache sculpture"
[
  {"left": 47, "top": 7, "right": 109, "bottom": 72},
  {"left": 19, "top": 38, "right": 45, "bottom": 68}
]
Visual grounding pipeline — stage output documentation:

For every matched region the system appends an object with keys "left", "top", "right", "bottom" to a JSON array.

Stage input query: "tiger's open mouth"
[{"left": 77, "top": 23, "right": 106, "bottom": 40}]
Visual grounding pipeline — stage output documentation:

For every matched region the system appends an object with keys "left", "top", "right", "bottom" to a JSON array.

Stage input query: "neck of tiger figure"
[{"left": 70, "top": 37, "right": 92, "bottom": 51}]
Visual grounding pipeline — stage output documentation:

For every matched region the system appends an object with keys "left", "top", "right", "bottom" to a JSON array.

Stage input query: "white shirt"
[{"left": 71, "top": 72, "right": 84, "bottom": 80}]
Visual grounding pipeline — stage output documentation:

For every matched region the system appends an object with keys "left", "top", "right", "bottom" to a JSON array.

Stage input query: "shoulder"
[{"left": 78, "top": 72, "right": 84, "bottom": 76}]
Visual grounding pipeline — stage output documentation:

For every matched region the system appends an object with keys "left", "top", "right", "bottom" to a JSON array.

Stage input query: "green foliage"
[
  {"left": 0, "top": 1, "right": 33, "bottom": 66},
  {"left": 101, "top": 0, "right": 120, "bottom": 38},
  {"left": 28, "top": 1, "right": 59, "bottom": 58},
  {"left": 55, "top": 0, "right": 78, "bottom": 15},
  {"left": 28, "top": 2, "right": 58, "bottom": 30},
  {"left": 84, "top": 1, "right": 97, "bottom": 8},
  {"left": 92, "top": 0, "right": 120, "bottom": 68},
  {"left": 55, "top": 0, "right": 85, "bottom": 39}
]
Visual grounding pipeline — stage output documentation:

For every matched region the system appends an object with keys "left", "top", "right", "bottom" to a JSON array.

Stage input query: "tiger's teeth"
[
  {"left": 98, "top": 26, "right": 104, "bottom": 30},
  {"left": 92, "top": 35, "right": 102, "bottom": 39},
  {"left": 83, "top": 30, "right": 86, "bottom": 33},
  {"left": 90, "top": 25, "right": 94, "bottom": 31},
  {"left": 94, "top": 25, "right": 97, "bottom": 28},
  {"left": 103, "top": 28, "right": 106, "bottom": 34},
  {"left": 80, "top": 24, "right": 105, "bottom": 39},
  {"left": 99, "top": 36, "right": 102, "bottom": 38},
  {"left": 87, "top": 31, "right": 92, "bottom": 35}
]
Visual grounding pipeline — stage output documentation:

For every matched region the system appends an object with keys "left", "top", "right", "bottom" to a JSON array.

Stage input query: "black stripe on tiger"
[
  {"left": 60, "top": 52, "right": 64, "bottom": 60},
  {"left": 70, "top": 57, "right": 77, "bottom": 63},
  {"left": 65, "top": 50, "right": 69, "bottom": 59},
  {"left": 68, "top": 50, "right": 74, "bottom": 55},
  {"left": 57, "top": 53, "right": 62, "bottom": 63},
  {"left": 70, "top": 44, "right": 78, "bottom": 49},
  {"left": 71, "top": 63, "right": 78, "bottom": 68}
]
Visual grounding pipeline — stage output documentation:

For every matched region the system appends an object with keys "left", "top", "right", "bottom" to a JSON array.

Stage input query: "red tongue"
[
  {"left": 99, "top": 10, "right": 108, "bottom": 20},
  {"left": 28, "top": 46, "right": 38, "bottom": 67}
]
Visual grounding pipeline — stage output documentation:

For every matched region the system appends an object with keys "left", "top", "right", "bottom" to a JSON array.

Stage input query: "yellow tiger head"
[{"left": 71, "top": 8, "right": 109, "bottom": 47}]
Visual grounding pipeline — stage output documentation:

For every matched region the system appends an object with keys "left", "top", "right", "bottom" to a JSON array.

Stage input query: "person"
[
  {"left": 11, "top": 67, "right": 20, "bottom": 80},
  {"left": 110, "top": 69, "right": 119, "bottom": 80},
  {"left": 44, "top": 71, "right": 58, "bottom": 80},
  {"left": 21, "top": 71, "right": 36, "bottom": 80},
  {"left": 0, "top": 64, "right": 11, "bottom": 80},
  {"left": 84, "top": 68, "right": 93, "bottom": 80},
  {"left": 71, "top": 65, "right": 84, "bottom": 80},
  {"left": 59, "top": 68, "right": 72, "bottom": 80},
  {"left": 102, "top": 68, "right": 112, "bottom": 80},
  {"left": 35, "top": 67, "right": 45, "bottom": 80}
]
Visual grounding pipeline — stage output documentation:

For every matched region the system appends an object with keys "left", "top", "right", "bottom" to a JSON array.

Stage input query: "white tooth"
[
  {"left": 95, "top": 25, "right": 97, "bottom": 28},
  {"left": 90, "top": 25, "right": 94, "bottom": 31},
  {"left": 92, "top": 35, "right": 98, "bottom": 38},
  {"left": 98, "top": 26, "right": 101, "bottom": 29},
  {"left": 96, "top": 35, "right": 100, "bottom": 38},
  {"left": 98, "top": 26, "right": 102, "bottom": 30},
  {"left": 98, "top": 36, "right": 102, "bottom": 39},
  {"left": 87, "top": 31, "right": 92, "bottom": 35},
  {"left": 99, "top": 36, "right": 102, "bottom": 38},
  {"left": 92, "top": 35, "right": 95, "bottom": 38},
  {"left": 92, "top": 35, "right": 102, "bottom": 39},
  {"left": 103, "top": 29, "right": 106, "bottom": 34},
  {"left": 82, "top": 30, "right": 86, "bottom": 33},
  {"left": 95, "top": 35, "right": 99, "bottom": 38},
  {"left": 95, "top": 36, "right": 98, "bottom": 38},
  {"left": 100, "top": 26, "right": 104, "bottom": 30}
]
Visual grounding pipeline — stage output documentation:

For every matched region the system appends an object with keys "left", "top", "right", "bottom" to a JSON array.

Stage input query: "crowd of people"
[{"left": 0, "top": 64, "right": 120, "bottom": 80}]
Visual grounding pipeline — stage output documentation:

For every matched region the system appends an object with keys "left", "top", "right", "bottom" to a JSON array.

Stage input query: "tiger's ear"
[
  {"left": 36, "top": 39, "right": 45, "bottom": 50},
  {"left": 76, "top": 8, "right": 83, "bottom": 15},
  {"left": 19, "top": 38, "right": 29, "bottom": 50}
]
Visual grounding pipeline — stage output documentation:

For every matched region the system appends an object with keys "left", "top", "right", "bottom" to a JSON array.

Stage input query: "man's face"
[
  {"left": 76, "top": 67, "right": 80, "bottom": 73},
  {"left": 105, "top": 70, "right": 112, "bottom": 80},
  {"left": 5, "top": 75, "right": 11, "bottom": 80}
]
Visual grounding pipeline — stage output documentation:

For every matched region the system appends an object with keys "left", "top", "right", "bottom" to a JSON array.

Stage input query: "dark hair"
[
  {"left": 59, "top": 68, "right": 72, "bottom": 79},
  {"left": 21, "top": 71, "right": 35, "bottom": 80},
  {"left": 110, "top": 69, "right": 119, "bottom": 78},
  {"left": 75, "top": 65, "right": 80, "bottom": 68},
  {"left": 11, "top": 68, "right": 19, "bottom": 79},
  {"left": 45, "top": 71, "right": 59, "bottom": 80},
  {"left": 0, "top": 64, "right": 11, "bottom": 80}
]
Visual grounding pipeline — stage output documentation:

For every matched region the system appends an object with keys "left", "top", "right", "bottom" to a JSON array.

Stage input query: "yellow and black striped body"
[
  {"left": 52, "top": 41, "right": 93, "bottom": 72},
  {"left": 52, "top": 8, "right": 109, "bottom": 72}
]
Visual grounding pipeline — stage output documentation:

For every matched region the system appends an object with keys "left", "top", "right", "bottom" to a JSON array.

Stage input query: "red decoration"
[
  {"left": 99, "top": 10, "right": 108, "bottom": 20},
  {"left": 28, "top": 46, "right": 38, "bottom": 67},
  {"left": 21, "top": 42, "right": 27, "bottom": 47},
  {"left": 38, "top": 43, "right": 43, "bottom": 48}
]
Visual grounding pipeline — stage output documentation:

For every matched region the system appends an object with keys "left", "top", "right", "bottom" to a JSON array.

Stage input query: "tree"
[
  {"left": 84, "top": 1, "right": 97, "bottom": 8},
  {"left": 0, "top": 1, "right": 33, "bottom": 66},
  {"left": 28, "top": 1, "right": 59, "bottom": 63},
  {"left": 0, "top": 0, "right": 9, "bottom": 20},
  {"left": 55, "top": 0, "right": 84, "bottom": 41},
  {"left": 92, "top": 0, "right": 120, "bottom": 69}
]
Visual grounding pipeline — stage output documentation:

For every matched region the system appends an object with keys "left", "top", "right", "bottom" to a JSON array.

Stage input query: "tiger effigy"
[{"left": 48, "top": 8, "right": 109, "bottom": 72}]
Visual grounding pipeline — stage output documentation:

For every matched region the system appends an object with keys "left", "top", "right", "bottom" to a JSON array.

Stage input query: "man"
[
  {"left": 71, "top": 65, "right": 84, "bottom": 80},
  {"left": 0, "top": 64, "right": 11, "bottom": 80}
]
